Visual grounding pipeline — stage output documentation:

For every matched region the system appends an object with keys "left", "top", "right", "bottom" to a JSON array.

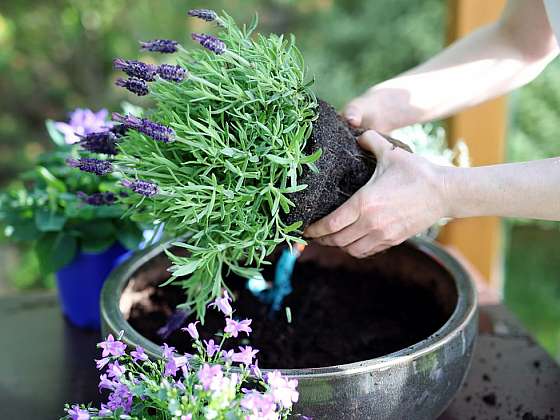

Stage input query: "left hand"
[{"left": 304, "top": 130, "right": 450, "bottom": 258}]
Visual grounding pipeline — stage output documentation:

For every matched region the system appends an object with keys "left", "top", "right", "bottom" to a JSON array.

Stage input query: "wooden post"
[{"left": 438, "top": 0, "right": 507, "bottom": 290}]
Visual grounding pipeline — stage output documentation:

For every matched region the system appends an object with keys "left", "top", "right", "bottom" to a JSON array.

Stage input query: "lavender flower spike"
[
  {"left": 121, "top": 179, "right": 159, "bottom": 197},
  {"left": 140, "top": 39, "right": 179, "bottom": 54},
  {"left": 187, "top": 9, "right": 218, "bottom": 22},
  {"left": 115, "top": 77, "right": 149, "bottom": 96},
  {"left": 67, "top": 158, "right": 113, "bottom": 176},
  {"left": 78, "top": 131, "right": 119, "bottom": 155},
  {"left": 157, "top": 64, "right": 187, "bottom": 82},
  {"left": 113, "top": 58, "right": 157, "bottom": 81},
  {"left": 191, "top": 33, "right": 226, "bottom": 55},
  {"left": 77, "top": 191, "right": 117, "bottom": 206},
  {"left": 113, "top": 113, "right": 175, "bottom": 143}
]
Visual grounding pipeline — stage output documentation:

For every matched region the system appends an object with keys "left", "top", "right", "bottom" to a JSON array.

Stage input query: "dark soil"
[
  {"left": 127, "top": 254, "right": 449, "bottom": 369},
  {"left": 284, "top": 99, "right": 410, "bottom": 227}
]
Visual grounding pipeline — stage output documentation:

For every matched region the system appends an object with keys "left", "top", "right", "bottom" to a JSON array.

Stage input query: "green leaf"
[
  {"left": 35, "top": 208, "right": 67, "bottom": 232},
  {"left": 81, "top": 236, "right": 115, "bottom": 254},
  {"left": 45, "top": 120, "right": 66, "bottom": 146},
  {"left": 35, "top": 232, "right": 77, "bottom": 273},
  {"left": 36, "top": 166, "right": 67, "bottom": 193},
  {"left": 116, "top": 221, "right": 144, "bottom": 250},
  {"left": 265, "top": 154, "right": 291, "bottom": 165},
  {"left": 6, "top": 220, "right": 41, "bottom": 241},
  {"left": 170, "top": 259, "right": 201, "bottom": 277}
]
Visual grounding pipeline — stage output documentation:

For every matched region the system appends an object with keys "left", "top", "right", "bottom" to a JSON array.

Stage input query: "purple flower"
[
  {"left": 221, "top": 349, "right": 235, "bottom": 363},
  {"left": 98, "top": 374, "right": 117, "bottom": 391},
  {"left": 187, "top": 9, "right": 218, "bottom": 22},
  {"left": 115, "top": 77, "right": 149, "bottom": 96},
  {"left": 266, "top": 370, "right": 299, "bottom": 409},
  {"left": 113, "top": 113, "right": 175, "bottom": 143},
  {"left": 161, "top": 343, "right": 175, "bottom": 359},
  {"left": 249, "top": 360, "right": 262, "bottom": 379},
  {"left": 224, "top": 318, "right": 252, "bottom": 337},
  {"left": 197, "top": 363, "right": 223, "bottom": 390},
  {"left": 232, "top": 345, "right": 259, "bottom": 366},
  {"left": 98, "top": 334, "right": 127, "bottom": 357},
  {"left": 107, "top": 361, "right": 126, "bottom": 378},
  {"left": 95, "top": 357, "right": 111, "bottom": 370},
  {"left": 204, "top": 339, "right": 220, "bottom": 357},
  {"left": 113, "top": 58, "right": 157, "bottom": 81},
  {"left": 157, "top": 64, "right": 187, "bottom": 82},
  {"left": 191, "top": 33, "right": 226, "bottom": 54},
  {"left": 67, "top": 158, "right": 113, "bottom": 176},
  {"left": 241, "top": 391, "right": 276, "bottom": 418},
  {"left": 98, "top": 405, "right": 112, "bottom": 417},
  {"left": 181, "top": 321, "right": 199, "bottom": 340},
  {"left": 67, "top": 405, "right": 90, "bottom": 420},
  {"left": 106, "top": 383, "right": 133, "bottom": 413},
  {"left": 131, "top": 346, "right": 148, "bottom": 362},
  {"left": 55, "top": 108, "right": 111, "bottom": 144},
  {"left": 209, "top": 290, "right": 233, "bottom": 316},
  {"left": 78, "top": 191, "right": 117, "bottom": 206},
  {"left": 140, "top": 39, "right": 179, "bottom": 53},
  {"left": 121, "top": 179, "right": 159, "bottom": 197},
  {"left": 77, "top": 130, "right": 119, "bottom": 155},
  {"left": 164, "top": 355, "right": 189, "bottom": 377}
]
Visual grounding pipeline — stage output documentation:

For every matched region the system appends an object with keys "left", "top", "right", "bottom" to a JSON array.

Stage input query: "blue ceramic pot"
[{"left": 56, "top": 242, "right": 130, "bottom": 329}]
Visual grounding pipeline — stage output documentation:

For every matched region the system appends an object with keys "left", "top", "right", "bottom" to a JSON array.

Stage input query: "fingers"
[
  {"left": 315, "top": 219, "right": 368, "bottom": 248},
  {"left": 304, "top": 193, "right": 361, "bottom": 239},
  {"left": 343, "top": 102, "right": 363, "bottom": 127},
  {"left": 358, "top": 130, "right": 393, "bottom": 158},
  {"left": 343, "top": 235, "right": 390, "bottom": 259}
]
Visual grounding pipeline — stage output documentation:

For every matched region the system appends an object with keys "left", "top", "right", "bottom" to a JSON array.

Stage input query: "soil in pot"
[
  {"left": 125, "top": 247, "right": 452, "bottom": 369},
  {"left": 284, "top": 100, "right": 411, "bottom": 228}
]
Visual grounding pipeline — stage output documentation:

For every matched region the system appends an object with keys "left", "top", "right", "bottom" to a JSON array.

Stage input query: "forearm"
[
  {"left": 357, "top": 0, "right": 558, "bottom": 132},
  {"left": 443, "top": 158, "right": 560, "bottom": 220}
]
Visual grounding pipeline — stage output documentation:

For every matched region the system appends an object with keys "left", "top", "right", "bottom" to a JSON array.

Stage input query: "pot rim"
[{"left": 101, "top": 237, "right": 478, "bottom": 380}]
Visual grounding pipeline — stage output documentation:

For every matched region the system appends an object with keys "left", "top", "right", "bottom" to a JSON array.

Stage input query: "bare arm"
[{"left": 345, "top": 0, "right": 559, "bottom": 132}]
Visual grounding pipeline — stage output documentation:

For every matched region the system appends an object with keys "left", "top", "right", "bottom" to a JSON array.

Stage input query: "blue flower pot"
[{"left": 56, "top": 242, "right": 131, "bottom": 329}]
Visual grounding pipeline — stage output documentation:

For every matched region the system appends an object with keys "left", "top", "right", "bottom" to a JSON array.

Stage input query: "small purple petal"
[
  {"left": 140, "top": 39, "right": 179, "bottom": 53},
  {"left": 121, "top": 179, "right": 159, "bottom": 197},
  {"left": 191, "top": 33, "right": 226, "bottom": 54},
  {"left": 67, "top": 158, "right": 113, "bottom": 176},
  {"left": 157, "top": 64, "right": 187, "bottom": 82},
  {"left": 113, "top": 58, "right": 157, "bottom": 81},
  {"left": 187, "top": 9, "right": 218, "bottom": 22},
  {"left": 115, "top": 77, "right": 149, "bottom": 96}
]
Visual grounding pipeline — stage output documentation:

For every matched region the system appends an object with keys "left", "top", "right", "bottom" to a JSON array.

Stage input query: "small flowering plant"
[
  {"left": 67, "top": 9, "right": 318, "bottom": 317},
  {"left": 0, "top": 108, "right": 143, "bottom": 273},
  {"left": 63, "top": 291, "right": 300, "bottom": 420}
]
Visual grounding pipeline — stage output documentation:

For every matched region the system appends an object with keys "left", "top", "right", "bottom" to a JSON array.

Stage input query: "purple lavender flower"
[
  {"left": 161, "top": 343, "right": 175, "bottom": 359},
  {"left": 67, "top": 158, "right": 113, "bottom": 176},
  {"left": 182, "top": 321, "right": 199, "bottom": 340},
  {"left": 197, "top": 364, "right": 223, "bottom": 390},
  {"left": 157, "top": 64, "right": 187, "bottom": 82},
  {"left": 113, "top": 58, "right": 157, "bottom": 81},
  {"left": 67, "top": 405, "right": 90, "bottom": 420},
  {"left": 116, "top": 77, "right": 149, "bottom": 96},
  {"left": 55, "top": 108, "right": 111, "bottom": 144},
  {"left": 131, "top": 346, "right": 148, "bottom": 362},
  {"left": 210, "top": 290, "right": 233, "bottom": 316},
  {"left": 232, "top": 346, "right": 259, "bottom": 366},
  {"left": 110, "top": 123, "right": 128, "bottom": 138},
  {"left": 224, "top": 318, "right": 252, "bottom": 337},
  {"left": 106, "top": 383, "right": 133, "bottom": 413},
  {"left": 78, "top": 191, "right": 117, "bottom": 206},
  {"left": 204, "top": 339, "right": 220, "bottom": 357},
  {"left": 107, "top": 361, "right": 126, "bottom": 378},
  {"left": 121, "top": 179, "right": 159, "bottom": 197},
  {"left": 191, "top": 33, "right": 226, "bottom": 54},
  {"left": 98, "top": 334, "right": 127, "bottom": 357},
  {"left": 77, "top": 130, "right": 119, "bottom": 155},
  {"left": 113, "top": 113, "right": 175, "bottom": 143},
  {"left": 140, "top": 39, "right": 179, "bottom": 53},
  {"left": 187, "top": 8, "right": 218, "bottom": 22}
]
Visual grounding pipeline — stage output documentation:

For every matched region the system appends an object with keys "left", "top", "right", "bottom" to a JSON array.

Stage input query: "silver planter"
[{"left": 101, "top": 238, "right": 477, "bottom": 420}]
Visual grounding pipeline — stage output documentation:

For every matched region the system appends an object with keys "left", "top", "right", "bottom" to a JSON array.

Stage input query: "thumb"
[
  {"left": 357, "top": 130, "right": 393, "bottom": 159},
  {"left": 343, "top": 101, "right": 364, "bottom": 128}
]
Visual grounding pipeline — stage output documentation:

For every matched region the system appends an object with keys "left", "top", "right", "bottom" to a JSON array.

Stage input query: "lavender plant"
[
  {"left": 62, "top": 291, "right": 299, "bottom": 420},
  {"left": 69, "top": 10, "right": 319, "bottom": 317}
]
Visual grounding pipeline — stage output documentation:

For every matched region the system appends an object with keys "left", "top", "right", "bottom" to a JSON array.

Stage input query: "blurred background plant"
[{"left": 0, "top": 0, "right": 558, "bottom": 358}]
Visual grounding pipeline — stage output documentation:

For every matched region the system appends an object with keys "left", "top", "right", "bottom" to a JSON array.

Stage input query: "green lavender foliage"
[{"left": 117, "top": 13, "right": 319, "bottom": 318}]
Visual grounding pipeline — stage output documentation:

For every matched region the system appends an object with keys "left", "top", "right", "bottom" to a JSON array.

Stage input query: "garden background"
[{"left": 0, "top": 0, "right": 559, "bottom": 358}]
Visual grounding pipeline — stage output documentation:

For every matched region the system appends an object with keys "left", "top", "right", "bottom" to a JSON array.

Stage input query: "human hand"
[{"left": 304, "top": 130, "right": 449, "bottom": 258}]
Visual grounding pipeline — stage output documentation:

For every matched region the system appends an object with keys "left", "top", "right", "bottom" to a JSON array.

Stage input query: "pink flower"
[
  {"left": 55, "top": 108, "right": 111, "bottom": 144},
  {"left": 266, "top": 371, "right": 299, "bottom": 409},
  {"left": 182, "top": 321, "right": 199, "bottom": 340},
  {"left": 197, "top": 364, "right": 223, "bottom": 390},
  {"left": 204, "top": 339, "right": 220, "bottom": 357},
  {"left": 232, "top": 346, "right": 259, "bottom": 366},
  {"left": 210, "top": 290, "right": 233, "bottom": 316},
  {"left": 241, "top": 391, "right": 276, "bottom": 418},
  {"left": 224, "top": 318, "right": 252, "bottom": 337},
  {"left": 98, "top": 334, "right": 127, "bottom": 358}
]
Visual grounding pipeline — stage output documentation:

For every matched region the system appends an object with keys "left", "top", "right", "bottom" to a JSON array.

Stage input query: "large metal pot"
[{"left": 101, "top": 238, "right": 477, "bottom": 420}]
